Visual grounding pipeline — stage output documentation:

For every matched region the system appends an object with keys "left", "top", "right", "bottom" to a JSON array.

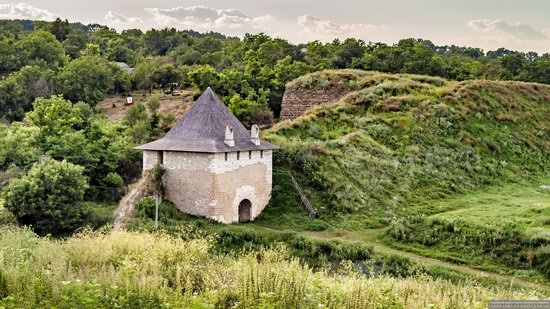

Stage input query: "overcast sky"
[{"left": 1, "top": 1, "right": 550, "bottom": 53}]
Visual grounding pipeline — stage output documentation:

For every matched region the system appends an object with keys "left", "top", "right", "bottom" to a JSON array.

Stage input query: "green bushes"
[
  {"left": 3, "top": 158, "right": 88, "bottom": 236},
  {"left": 386, "top": 216, "right": 550, "bottom": 278}
]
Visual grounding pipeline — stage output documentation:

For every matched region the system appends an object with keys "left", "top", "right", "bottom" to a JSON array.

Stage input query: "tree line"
[{"left": 1, "top": 18, "right": 550, "bottom": 124}]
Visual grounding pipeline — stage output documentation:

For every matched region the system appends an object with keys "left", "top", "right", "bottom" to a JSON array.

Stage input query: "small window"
[
  {"left": 249, "top": 151, "right": 252, "bottom": 159},
  {"left": 237, "top": 152, "right": 240, "bottom": 160},
  {"left": 158, "top": 151, "right": 164, "bottom": 165},
  {"left": 224, "top": 152, "right": 228, "bottom": 161},
  {"left": 260, "top": 150, "right": 264, "bottom": 158}
]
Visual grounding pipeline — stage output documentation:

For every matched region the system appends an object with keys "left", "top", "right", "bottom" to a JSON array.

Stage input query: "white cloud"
[
  {"left": 144, "top": 5, "right": 272, "bottom": 31},
  {"left": 0, "top": 2, "right": 56, "bottom": 20},
  {"left": 298, "top": 15, "right": 383, "bottom": 40},
  {"left": 104, "top": 10, "right": 142, "bottom": 23},
  {"left": 467, "top": 19, "right": 549, "bottom": 40}
]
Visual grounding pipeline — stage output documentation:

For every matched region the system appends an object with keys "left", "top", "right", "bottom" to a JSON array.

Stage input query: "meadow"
[
  {"left": 0, "top": 225, "right": 547, "bottom": 308},
  {"left": 384, "top": 181, "right": 550, "bottom": 283}
]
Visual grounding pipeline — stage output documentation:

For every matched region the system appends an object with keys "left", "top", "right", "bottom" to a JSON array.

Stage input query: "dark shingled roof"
[{"left": 136, "top": 88, "right": 278, "bottom": 153}]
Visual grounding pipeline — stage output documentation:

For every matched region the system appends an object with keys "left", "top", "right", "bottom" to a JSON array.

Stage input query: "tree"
[
  {"left": 48, "top": 18, "right": 71, "bottom": 42},
  {"left": 16, "top": 30, "right": 67, "bottom": 69},
  {"left": 0, "top": 36, "right": 18, "bottom": 75},
  {"left": 26, "top": 95, "right": 83, "bottom": 136},
  {"left": 153, "top": 63, "right": 179, "bottom": 92},
  {"left": 123, "top": 102, "right": 151, "bottom": 143},
  {"left": 188, "top": 65, "right": 220, "bottom": 92},
  {"left": 331, "top": 39, "right": 365, "bottom": 69},
  {"left": 0, "top": 66, "right": 53, "bottom": 121},
  {"left": 146, "top": 96, "right": 160, "bottom": 114},
  {"left": 132, "top": 57, "right": 163, "bottom": 94},
  {"left": 62, "top": 31, "right": 88, "bottom": 59},
  {"left": 57, "top": 56, "right": 115, "bottom": 107},
  {"left": 3, "top": 158, "right": 89, "bottom": 235}
]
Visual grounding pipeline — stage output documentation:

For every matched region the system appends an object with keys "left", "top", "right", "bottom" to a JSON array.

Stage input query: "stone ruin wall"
[{"left": 279, "top": 85, "right": 353, "bottom": 121}]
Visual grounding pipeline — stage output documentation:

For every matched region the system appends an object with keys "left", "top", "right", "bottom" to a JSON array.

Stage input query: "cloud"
[
  {"left": 105, "top": 10, "right": 142, "bottom": 23},
  {"left": 298, "top": 15, "right": 383, "bottom": 40},
  {"left": 467, "top": 19, "right": 549, "bottom": 40},
  {"left": 144, "top": 5, "right": 272, "bottom": 31},
  {"left": 0, "top": 2, "right": 56, "bottom": 20}
]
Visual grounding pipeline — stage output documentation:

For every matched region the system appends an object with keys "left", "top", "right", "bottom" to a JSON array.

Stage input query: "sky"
[{"left": 1, "top": 1, "right": 550, "bottom": 53}]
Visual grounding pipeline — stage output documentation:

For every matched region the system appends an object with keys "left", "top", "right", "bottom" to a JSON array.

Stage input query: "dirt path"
[
  {"left": 96, "top": 90, "right": 194, "bottom": 122},
  {"left": 298, "top": 228, "right": 549, "bottom": 292},
  {"left": 113, "top": 176, "right": 150, "bottom": 230}
]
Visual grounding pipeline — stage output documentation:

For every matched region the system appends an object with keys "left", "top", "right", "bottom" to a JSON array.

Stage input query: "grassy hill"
[
  {"left": 262, "top": 70, "right": 549, "bottom": 226},
  {"left": 256, "top": 69, "right": 550, "bottom": 282}
]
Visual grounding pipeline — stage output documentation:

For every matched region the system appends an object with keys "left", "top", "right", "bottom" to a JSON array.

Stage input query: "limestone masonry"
[
  {"left": 280, "top": 85, "right": 352, "bottom": 121},
  {"left": 137, "top": 88, "right": 278, "bottom": 223}
]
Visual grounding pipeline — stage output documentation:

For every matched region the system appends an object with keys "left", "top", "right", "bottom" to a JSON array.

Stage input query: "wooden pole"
[{"left": 155, "top": 192, "right": 159, "bottom": 229}]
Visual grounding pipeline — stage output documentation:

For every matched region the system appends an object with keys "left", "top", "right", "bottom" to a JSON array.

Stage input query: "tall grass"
[{"left": 0, "top": 225, "right": 546, "bottom": 308}]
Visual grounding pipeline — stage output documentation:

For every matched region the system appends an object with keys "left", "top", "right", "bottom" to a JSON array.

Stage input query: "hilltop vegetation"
[{"left": 2, "top": 18, "right": 550, "bottom": 125}]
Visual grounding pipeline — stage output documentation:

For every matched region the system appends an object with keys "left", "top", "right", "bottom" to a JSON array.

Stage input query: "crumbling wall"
[{"left": 279, "top": 86, "right": 352, "bottom": 121}]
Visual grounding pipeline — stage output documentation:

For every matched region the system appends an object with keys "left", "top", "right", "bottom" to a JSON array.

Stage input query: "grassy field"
[
  {"left": 264, "top": 70, "right": 550, "bottom": 231},
  {"left": 0, "top": 225, "right": 547, "bottom": 308},
  {"left": 383, "top": 181, "right": 550, "bottom": 284},
  {"left": 431, "top": 182, "right": 550, "bottom": 233},
  {"left": 258, "top": 70, "right": 550, "bottom": 283}
]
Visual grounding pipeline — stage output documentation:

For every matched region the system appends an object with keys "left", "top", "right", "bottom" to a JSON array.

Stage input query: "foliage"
[
  {"left": 2, "top": 19, "right": 550, "bottom": 121},
  {"left": 15, "top": 30, "right": 66, "bottom": 70},
  {"left": 57, "top": 56, "right": 117, "bottom": 107},
  {"left": 2, "top": 158, "right": 88, "bottom": 235},
  {"left": 0, "top": 96, "right": 133, "bottom": 202}
]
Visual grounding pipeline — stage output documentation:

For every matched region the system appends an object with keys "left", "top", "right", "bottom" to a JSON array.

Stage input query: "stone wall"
[
  {"left": 160, "top": 150, "right": 272, "bottom": 223},
  {"left": 143, "top": 150, "right": 161, "bottom": 170},
  {"left": 279, "top": 86, "right": 352, "bottom": 121}
]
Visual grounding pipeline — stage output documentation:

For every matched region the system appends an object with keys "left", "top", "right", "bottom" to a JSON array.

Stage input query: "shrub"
[{"left": 3, "top": 158, "right": 88, "bottom": 235}]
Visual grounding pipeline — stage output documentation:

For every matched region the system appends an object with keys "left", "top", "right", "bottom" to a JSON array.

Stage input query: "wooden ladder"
[{"left": 287, "top": 170, "right": 318, "bottom": 219}]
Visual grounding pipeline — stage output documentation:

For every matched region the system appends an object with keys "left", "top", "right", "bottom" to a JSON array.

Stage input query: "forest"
[{"left": 1, "top": 18, "right": 550, "bottom": 125}]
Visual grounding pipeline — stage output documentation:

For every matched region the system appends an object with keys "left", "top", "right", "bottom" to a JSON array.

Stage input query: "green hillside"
[
  {"left": 257, "top": 70, "right": 550, "bottom": 282},
  {"left": 264, "top": 70, "right": 549, "bottom": 227}
]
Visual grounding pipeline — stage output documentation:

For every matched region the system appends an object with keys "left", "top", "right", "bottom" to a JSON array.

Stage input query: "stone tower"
[{"left": 136, "top": 88, "right": 278, "bottom": 223}]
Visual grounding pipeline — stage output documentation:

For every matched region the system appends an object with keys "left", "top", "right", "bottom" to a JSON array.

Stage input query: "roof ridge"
[{"left": 163, "top": 88, "right": 250, "bottom": 141}]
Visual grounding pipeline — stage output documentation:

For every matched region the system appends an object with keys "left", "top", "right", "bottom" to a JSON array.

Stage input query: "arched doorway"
[{"left": 238, "top": 199, "right": 252, "bottom": 223}]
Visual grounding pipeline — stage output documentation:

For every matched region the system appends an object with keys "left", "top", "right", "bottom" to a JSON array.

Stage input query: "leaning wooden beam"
[{"left": 287, "top": 170, "right": 318, "bottom": 218}]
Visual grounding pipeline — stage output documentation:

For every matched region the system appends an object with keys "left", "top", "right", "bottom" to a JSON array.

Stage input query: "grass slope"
[
  {"left": 255, "top": 69, "right": 550, "bottom": 281},
  {"left": 262, "top": 70, "right": 550, "bottom": 229}
]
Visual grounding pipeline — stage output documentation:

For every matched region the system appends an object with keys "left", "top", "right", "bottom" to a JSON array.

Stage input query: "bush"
[
  {"left": 3, "top": 158, "right": 88, "bottom": 235},
  {"left": 82, "top": 202, "right": 114, "bottom": 230}
]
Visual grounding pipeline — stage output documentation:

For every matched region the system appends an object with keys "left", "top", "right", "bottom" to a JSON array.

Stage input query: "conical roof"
[{"left": 136, "top": 88, "right": 278, "bottom": 153}]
